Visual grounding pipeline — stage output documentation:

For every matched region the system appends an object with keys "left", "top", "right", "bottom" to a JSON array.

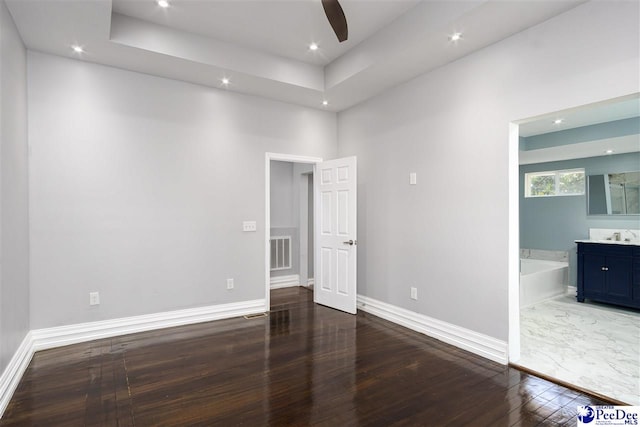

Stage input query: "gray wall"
[
  {"left": 270, "top": 161, "right": 295, "bottom": 228},
  {"left": 307, "top": 174, "right": 313, "bottom": 277},
  {"left": 520, "top": 152, "right": 640, "bottom": 286},
  {"left": 0, "top": 1, "right": 30, "bottom": 372},
  {"left": 270, "top": 161, "right": 314, "bottom": 279},
  {"left": 1, "top": 0, "right": 638, "bottom": 371},
  {"left": 270, "top": 161, "right": 297, "bottom": 278},
  {"left": 28, "top": 52, "right": 337, "bottom": 329},
  {"left": 337, "top": 1, "right": 639, "bottom": 341}
]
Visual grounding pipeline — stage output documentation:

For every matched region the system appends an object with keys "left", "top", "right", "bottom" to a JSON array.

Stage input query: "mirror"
[{"left": 588, "top": 171, "right": 640, "bottom": 215}]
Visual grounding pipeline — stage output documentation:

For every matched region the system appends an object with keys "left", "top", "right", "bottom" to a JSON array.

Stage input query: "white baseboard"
[
  {"left": 2, "top": 295, "right": 507, "bottom": 418},
  {"left": 31, "top": 299, "right": 266, "bottom": 352},
  {"left": 0, "top": 298, "right": 265, "bottom": 418},
  {"left": 270, "top": 274, "right": 300, "bottom": 289},
  {"left": 0, "top": 332, "right": 34, "bottom": 418},
  {"left": 307, "top": 278, "right": 314, "bottom": 287},
  {"left": 567, "top": 285, "right": 577, "bottom": 296},
  {"left": 357, "top": 295, "right": 508, "bottom": 365}
]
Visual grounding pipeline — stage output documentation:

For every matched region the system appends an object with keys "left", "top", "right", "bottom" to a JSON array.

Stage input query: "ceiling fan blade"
[{"left": 321, "top": 0, "right": 348, "bottom": 42}]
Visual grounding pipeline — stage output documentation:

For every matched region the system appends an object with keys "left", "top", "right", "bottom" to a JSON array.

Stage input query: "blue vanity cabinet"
[{"left": 576, "top": 242, "right": 638, "bottom": 310}]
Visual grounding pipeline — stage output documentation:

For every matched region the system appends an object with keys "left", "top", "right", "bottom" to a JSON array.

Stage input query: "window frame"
[{"left": 524, "top": 168, "right": 585, "bottom": 198}]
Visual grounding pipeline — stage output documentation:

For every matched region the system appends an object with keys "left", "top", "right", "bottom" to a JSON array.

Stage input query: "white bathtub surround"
[
  {"left": 586, "top": 228, "right": 640, "bottom": 244},
  {"left": 520, "top": 248, "right": 569, "bottom": 262},
  {"left": 519, "top": 295, "right": 640, "bottom": 405},
  {"left": 520, "top": 258, "right": 569, "bottom": 308}
]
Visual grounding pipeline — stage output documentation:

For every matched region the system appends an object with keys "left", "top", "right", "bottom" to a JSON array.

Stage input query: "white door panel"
[{"left": 314, "top": 156, "right": 357, "bottom": 314}]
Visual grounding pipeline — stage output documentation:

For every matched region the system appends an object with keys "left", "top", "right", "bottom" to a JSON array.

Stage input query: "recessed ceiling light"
[
  {"left": 450, "top": 32, "right": 462, "bottom": 42},
  {"left": 221, "top": 77, "right": 230, "bottom": 85},
  {"left": 309, "top": 43, "right": 319, "bottom": 51},
  {"left": 72, "top": 45, "right": 83, "bottom": 53},
  {"left": 605, "top": 149, "right": 614, "bottom": 154},
  {"left": 553, "top": 118, "right": 564, "bottom": 125},
  {"left": 322, "top": 100, "right": 328, "bottom": 106},
  {"left": 157, "top": 0, "right": 169, "bottom": 8}
]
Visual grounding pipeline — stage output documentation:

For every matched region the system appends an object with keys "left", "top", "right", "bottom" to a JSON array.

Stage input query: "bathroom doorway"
[{"left": 510, "top": 93, "right": 640, "bottom": 404}]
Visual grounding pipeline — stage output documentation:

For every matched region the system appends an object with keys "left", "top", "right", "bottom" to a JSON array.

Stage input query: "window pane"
[
  {"left": 558, "top": 171, "right": 585, "bottom": 195},
  {"left": 609, "top": 183, "right": 626, "bottom": 214},
  {"left": 529, "top": 174, "right": 555, "bottom": 196}
]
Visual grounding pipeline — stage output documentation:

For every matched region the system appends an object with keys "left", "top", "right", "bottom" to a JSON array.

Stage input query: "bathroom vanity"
[{"left": 576, "top": 241, "right": 640, "bottom": 310}]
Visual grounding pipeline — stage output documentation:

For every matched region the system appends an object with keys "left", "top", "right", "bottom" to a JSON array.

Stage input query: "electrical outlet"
[
  {"left": 227, "top": 278, "right": 234, "bottom": 290},
  {"left": 410, "top": 287, "right": 417, "bottom": 300},
  {"left": 89, "top": 291, "right": 100, "bottom": 306},
  {"left": 409, "top": 173, "right": 417, "bottom": 185}
]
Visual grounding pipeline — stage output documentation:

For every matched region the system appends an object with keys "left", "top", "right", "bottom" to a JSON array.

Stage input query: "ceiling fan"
[{"left": 321, "top": 0, "right": 348, "bottom": 42}]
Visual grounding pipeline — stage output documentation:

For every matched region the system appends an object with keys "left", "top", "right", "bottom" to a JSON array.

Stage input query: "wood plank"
[{"left": 0, "top": 288, "right": 612, "bottom": 426}]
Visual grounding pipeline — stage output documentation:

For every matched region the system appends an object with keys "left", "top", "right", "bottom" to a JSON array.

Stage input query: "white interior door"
[{"left": 314, "top": 156, "right": 357, "bottom": 314}]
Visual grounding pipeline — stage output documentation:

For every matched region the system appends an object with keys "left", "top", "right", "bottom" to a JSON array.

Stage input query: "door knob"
[{"left": 343, "top": 239, "right": 357, "bottom": 246}]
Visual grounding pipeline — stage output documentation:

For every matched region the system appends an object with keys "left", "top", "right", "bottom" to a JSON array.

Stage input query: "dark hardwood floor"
[{"left": 1, "top": 287, "right": 608, "bottom": 426}]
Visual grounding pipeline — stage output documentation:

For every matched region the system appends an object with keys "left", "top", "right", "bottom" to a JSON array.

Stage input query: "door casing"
[{"left": 265, "top": 153, "right": 323, "bottom": 311}]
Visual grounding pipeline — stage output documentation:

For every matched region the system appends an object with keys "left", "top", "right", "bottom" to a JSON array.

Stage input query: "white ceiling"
[
  {"left": 518, "top": 94, "right": 640, "bottom": 165},
  {"left": 519, "top": 96, "right": 640, "bottom": 137},
  {"left": 6, "top": 0, "right": 587, "bottom": 111},
  {"left": 112, "top": 0, "right": 421, "bottom": 66}
]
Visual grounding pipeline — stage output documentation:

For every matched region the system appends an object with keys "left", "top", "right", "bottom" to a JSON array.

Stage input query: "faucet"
[{"left": 613, "top": 232, "right": 621, "bottom": 241}]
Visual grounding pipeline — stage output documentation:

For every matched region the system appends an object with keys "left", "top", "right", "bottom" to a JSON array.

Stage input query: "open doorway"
[
  {"left": 265, "top": 153, "right": 359, "bottom": 314},
  {"left": 268, "top": 161, "right": 314, "bottom": 291},
  {"left": 264, "top": 153, "right": 322, "bottom": 311},
  {"left": 509, "top": 94, "right": 640, "bottom": 405}
]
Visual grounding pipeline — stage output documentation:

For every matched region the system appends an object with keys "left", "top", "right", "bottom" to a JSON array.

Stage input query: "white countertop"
[{"left": 575, "top": 239, "right": 640, "bottom": 246}]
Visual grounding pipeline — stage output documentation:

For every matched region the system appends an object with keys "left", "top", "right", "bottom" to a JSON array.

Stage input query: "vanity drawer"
[{"left": 577, "top": 243, "right": 633, "bottom": 257}]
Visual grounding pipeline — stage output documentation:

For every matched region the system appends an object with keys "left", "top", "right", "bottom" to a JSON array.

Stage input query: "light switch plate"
[
  {"left": 243, "top": 221, "right": 257, "bottom": 232},
  {"left": 409, "top": 173, "right": 417, "bottom": 185},
  {"left": 89, "top": 291, "right": 100, "bottom": 306}
]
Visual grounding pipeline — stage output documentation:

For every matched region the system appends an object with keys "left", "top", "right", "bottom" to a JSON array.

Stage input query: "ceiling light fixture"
[
  {"left": 221, "top": 77, "right": 230, "bottom": 85},
  {"left": 322, "top": 100, "right": 328, "bottom": 106},
  {"left": 450, "top": 32, "right": 462, "bottom": 42},
  {"left": 605, "top": 149, "right": 614, "bottom": 154},
  {"left": 309, "top": 43, "right": 319, "bottom": 51},
  {"left": 553, "top": 118, "right": 564, "bottom": 125},
  {"left": 72, "top": 45, "right": 83, "bottom": 53},
  {"left": 157, "top": 0, "right": 170, "bottom": 8}
]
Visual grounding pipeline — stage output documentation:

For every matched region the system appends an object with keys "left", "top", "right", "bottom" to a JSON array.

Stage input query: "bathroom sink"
[{"left": 576, "top": 239, "right": 639, "bottom": 246}]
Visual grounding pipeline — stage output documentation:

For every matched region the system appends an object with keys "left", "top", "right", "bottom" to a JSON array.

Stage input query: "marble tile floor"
[{"left": 519, "top": 295, "right": 640, "bottom": 405}]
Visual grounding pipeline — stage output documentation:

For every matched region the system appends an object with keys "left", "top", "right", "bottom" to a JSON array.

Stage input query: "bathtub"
[{"left": 520, "top": 258, "right": 569, "bottom": 308}]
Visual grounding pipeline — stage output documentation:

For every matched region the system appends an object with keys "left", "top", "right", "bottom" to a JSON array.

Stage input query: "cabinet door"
[
  {"left": 582, "top": 254, "right": 606, "bottom": 297},
  {"left": 634, "top": 259, "right": 640, "bottom": 303},
  {"left": 606, "top": 256, "right": 633, "bottom": 299}
]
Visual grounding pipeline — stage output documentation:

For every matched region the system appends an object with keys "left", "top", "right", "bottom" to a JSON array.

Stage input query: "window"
[{"left": 525, "top": 168, "right": 585, "bottom": 197}]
